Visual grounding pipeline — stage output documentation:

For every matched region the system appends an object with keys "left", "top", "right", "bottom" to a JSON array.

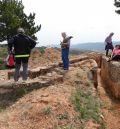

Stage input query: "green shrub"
[
  {"left": 42, "top": 106, "right": 52, "bottom": 115},
  {"left": 57, "top": 112, "right": 69, "bottom": 120},
  {"left": 0, "top": 48, "right": 7, "bottom": 57},
  {"left": 11, "top": 87, "right": 28, "bottom": 101},
  {"left": 39, "top": 47, "right": 45, "bottom": 54},
  {"left": 71, "top": 87, "right": 101, "bottom": 122},
  {"left": 0, "top": 64, "right": 7, "bottom": 70},
  {"left": 0, "top": 58, "right": 4, "bottom": 64}
]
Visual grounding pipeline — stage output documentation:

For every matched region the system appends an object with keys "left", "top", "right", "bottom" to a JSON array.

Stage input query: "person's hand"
[
  {"left": 69, "top": 36, "right": 73, "bottom": 39},
  {"left": 8, "top": 50, "right": 12, "bottom": 54},
  {"left": 60, "top": 41, "right": 62, "bottom": 45}
]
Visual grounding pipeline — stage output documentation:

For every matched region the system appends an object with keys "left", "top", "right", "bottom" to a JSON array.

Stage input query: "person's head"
[
  {"left": 61, "top": 32, "right": 67, "bottom": 38},
  {"left": 17, "top": 27, "right": 25, "bottom": 34},
  {"left": 115, "top": 44, "right": 120, "bottom": 49},
  {"left": 109, "top": 32, "right": 114, "bottom": 37}
]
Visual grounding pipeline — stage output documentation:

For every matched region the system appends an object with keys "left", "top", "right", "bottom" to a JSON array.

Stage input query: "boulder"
[{"left": 101, "top": 56, "right": 120, "bottom": 99}]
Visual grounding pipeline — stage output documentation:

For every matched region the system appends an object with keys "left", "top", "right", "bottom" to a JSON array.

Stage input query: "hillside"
[
  {"left": 0, "top": 48, "right": 120, "bottom": 129},
  {"left": 72, "top": 42, "right": 105, "bottom": 52}
]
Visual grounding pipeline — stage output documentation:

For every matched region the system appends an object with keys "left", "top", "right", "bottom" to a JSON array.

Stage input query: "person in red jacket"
[
  {"left": 8, "top": 28, "right": 36, "bottom": 82},
  {"left": 108, "top": 44, "right": 120, "bottom": 61}
]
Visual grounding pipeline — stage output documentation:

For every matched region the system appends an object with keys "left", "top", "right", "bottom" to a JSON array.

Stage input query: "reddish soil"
[
  {"left": 0, "top": 48, "right": 120, "bottom": 129},
  {"left": 97, "top": 69, "right": 120, "bottom": 129}
]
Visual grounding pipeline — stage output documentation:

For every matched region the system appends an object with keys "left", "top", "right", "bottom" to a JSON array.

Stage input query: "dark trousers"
[
  {"left": 105, "top": 43, "right": 114, "bottom": 56},
  {"left": 61, "top": 48, "right": 69, "bottom": 70},
  {"left": 106, "top": 49, "right": 113, "bottom": 56},
  {"left": 14, "top": 57, "right": 29, "bottom": 81},
  {"left": 111, "top": 55, "right": 120, "bottom": 61}
]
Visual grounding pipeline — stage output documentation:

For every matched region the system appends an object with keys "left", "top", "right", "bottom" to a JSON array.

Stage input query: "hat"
[
  {"left": 110, "top": 32, "right": 114, "bottom": 35},
  {"left": 17, "top": 28, "right": 25, "bottom": 34}
]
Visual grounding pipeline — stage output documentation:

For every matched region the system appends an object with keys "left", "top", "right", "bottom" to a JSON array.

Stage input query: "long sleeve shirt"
[{"left": 105, "top": 36, "right": 112, "bottom": 44}]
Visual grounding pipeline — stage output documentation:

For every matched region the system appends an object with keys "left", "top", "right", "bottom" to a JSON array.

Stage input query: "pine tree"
[
  {"left": 0, "top": 0, "right": 41, "bottom": 42},
  {"left": 114, "top": 0, "right": 120, "bottom": 14}
]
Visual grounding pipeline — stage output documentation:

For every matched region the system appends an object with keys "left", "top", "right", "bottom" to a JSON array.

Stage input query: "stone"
[{"left": 101, "top": 56, "right": 120, "bottom": 99}]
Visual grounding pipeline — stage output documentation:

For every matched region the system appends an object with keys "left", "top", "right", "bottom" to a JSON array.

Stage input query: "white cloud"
[{"left": 22, "top": 0, "right": 120, "bottom": 46}]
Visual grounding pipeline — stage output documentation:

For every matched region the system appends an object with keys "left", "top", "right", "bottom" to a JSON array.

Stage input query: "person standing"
[
  {"left": 105, "top": 32, "right": 114, "bottom": 56},
  {"left": 8, "top": 28, "right": 36, "bottom": 82},
  {"left": 60, "top": 32, "right": 73, "bottom": 70}
]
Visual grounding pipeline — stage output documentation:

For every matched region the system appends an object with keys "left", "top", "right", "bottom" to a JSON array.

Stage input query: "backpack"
[{"left": 6, "top": 54, "right": 15, "bottom": 67}]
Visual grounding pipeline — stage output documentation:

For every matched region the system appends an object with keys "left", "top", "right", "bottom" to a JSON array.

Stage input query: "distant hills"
[
  {"left": 71, "top": 42, "right": 104, "bottom": 52},
  {"left": 53, "top": 42, "right": 120, "bottom": 52},
  {"left": 71, "top": 42, "right": 120, "bottom": 52}
]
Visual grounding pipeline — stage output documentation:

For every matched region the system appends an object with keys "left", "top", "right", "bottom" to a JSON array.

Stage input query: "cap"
[
  {"left": 17, "top": 28, "right": 25, "bottom": 34},
  {"left": 110, "top": 32, "right": 114, "bottom": 35}
]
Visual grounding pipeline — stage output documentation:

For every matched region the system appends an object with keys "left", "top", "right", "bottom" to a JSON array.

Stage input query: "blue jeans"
[{"left": 62, "top": 48, "right": 69, "bottom": 69}]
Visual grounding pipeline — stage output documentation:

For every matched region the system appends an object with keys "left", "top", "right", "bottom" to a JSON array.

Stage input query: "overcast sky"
[{"left": 23, "top": 0, "right": 120, "bottom": 46}]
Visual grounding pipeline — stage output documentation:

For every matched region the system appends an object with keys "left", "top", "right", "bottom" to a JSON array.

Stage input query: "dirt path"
[
  {"left": 0, "top": 67, "right": 82, "bottom": 129},
  {"left": 97, "top": 69, "right": 120, "bottom": 129}
]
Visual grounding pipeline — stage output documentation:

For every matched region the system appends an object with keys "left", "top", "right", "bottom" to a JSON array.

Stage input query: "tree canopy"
[
  {"left": 0, "top": 0, "right": 41, "bottom": 42},
  {"left": 114, "top": 0, "right": 120, "bottom": 14}
]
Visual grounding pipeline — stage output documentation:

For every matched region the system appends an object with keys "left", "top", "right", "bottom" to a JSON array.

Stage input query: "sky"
[{"left": 22, "top": 0, "right": 120, "bottom": 46}]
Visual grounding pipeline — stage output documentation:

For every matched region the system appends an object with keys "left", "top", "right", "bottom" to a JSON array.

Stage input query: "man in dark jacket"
[{"left": 8, "top": 28, "right": 36, "bottom": 82}]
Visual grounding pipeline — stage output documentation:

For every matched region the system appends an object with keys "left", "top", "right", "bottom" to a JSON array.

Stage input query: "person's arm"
[
  {"left": 8, "top": 37, "right": 14, "bottom": 53},
  {"left": 61, "top": 36, "right": 73, "bottom": 46},
  {"left": 104, "top": 37, "right": 108, "bottom": 45},
  {"left": 61, "top": 42, "right": 69, "bottom": 45},
  {"left": 60, "top": 41, "right": 62, "bottom": 45},
  {"left": 28, "top": 36, "right": 37, "bottom": 49}
]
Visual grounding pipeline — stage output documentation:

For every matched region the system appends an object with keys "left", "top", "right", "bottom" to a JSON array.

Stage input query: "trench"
[
  {"left": 87, "top": 53, "right": 120, "bottom": 129},
  {"left": 96, "top": 67, "right": 120, "bottom": 129}
]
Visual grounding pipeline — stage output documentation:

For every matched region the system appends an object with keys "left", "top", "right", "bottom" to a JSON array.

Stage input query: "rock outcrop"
[
  {"left": 88, "top": 52, "right": 102, "bottom": 68},
  {"left": 100, "top": 56, "right": 120, "bottom": 99}
]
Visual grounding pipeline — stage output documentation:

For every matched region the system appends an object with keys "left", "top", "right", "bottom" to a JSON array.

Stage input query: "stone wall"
[{"left": 101, "top": 56, "right": 120, "bottom": 99}]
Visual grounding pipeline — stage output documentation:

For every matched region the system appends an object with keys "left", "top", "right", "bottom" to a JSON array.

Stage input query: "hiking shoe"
[
  {"left": 64, "top": 68, "right": 69, "bottom": 70},
  {"left": 22, "top": 80, "right": 27, "bottom": 83}
]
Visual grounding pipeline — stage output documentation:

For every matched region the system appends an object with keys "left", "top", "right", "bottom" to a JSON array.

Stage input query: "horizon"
[{"left": 1, "top": 40, "right": 120, "bottom": 46}]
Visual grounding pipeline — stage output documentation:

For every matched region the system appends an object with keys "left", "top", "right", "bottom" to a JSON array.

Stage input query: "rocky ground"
[{"left": 0, "top": 48, "right": 120, "bottom": 129}]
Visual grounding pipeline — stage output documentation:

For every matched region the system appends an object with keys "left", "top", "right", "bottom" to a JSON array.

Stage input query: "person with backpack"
[
  {"left": 60, "top": 32, "right": 73, "bottom": 70},
  {"left": 8, "top": 28, "right": 36, "bottom": 82},
  {"left": 105, "top": 32, "right": 114, "bottom": 56}
]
